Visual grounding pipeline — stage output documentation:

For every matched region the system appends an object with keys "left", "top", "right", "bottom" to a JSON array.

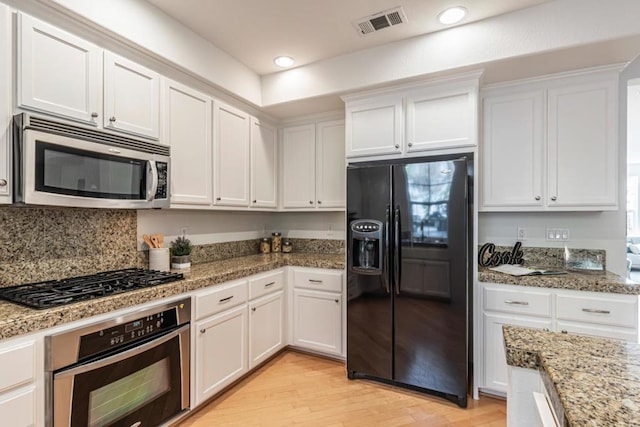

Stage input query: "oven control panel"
[{"left": 78, "top": 308, "right": 178, "bottom": 360}]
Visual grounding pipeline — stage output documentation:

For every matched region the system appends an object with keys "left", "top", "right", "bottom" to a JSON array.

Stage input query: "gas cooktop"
[{"left": 0, "top": 268, "right": 184, "bottom": 310}]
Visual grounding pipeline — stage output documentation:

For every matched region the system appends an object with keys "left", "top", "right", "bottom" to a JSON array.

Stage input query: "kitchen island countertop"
[
  {"left": 0, "top": 252, "right": 345, "bottom": 341},
  {"left": 479, "top": 267, "right": 640, "bottom": 295},
  {"left": 503, "top": 325, "right": 640, "bottom": 426}
]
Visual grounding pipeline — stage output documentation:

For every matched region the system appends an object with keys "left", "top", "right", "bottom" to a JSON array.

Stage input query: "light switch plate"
[{"left": 546, "top": 228, "right": 569, "bottom": 241}]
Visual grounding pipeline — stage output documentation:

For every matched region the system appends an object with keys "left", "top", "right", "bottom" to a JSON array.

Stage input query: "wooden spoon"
[
  {"left": 150, "top": 235, "right": 161, "bottom": 249},
  {"left": 142, "top": 234, "right": 155, "bottom": 249}
]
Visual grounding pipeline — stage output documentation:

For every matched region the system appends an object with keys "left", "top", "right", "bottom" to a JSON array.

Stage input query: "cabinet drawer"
[
  {"left": 556, "top": 293, "right": 637, "bottom": 328},
  {"left": 484, "top": 287, "right": 552, "bottom": 317},
  {"left": 249, "top": 270, "right": 284, "bottom": 300},
  {"left": 293, "top": 268, "right": 342, "bottom": 292},
  {"left": 556, "top": 321, "right": 637, "bottom": 341},
  {"left": 195, "top": 279, "right": 248, "bottom": 320},
  {"left": 0, "top": 340, "right": 35, "bottom": 393}
]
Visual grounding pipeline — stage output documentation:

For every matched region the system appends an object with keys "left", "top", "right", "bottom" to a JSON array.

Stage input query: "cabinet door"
[
  {"left": 249, "top": 291, "right": 284, "bottom": 369},
  {"left": 214, "top": 102, "right": 251, "bottom": 206},
  {"left": 251, "top": 118, "right": 277, "bottom": 208},
  {"left": 345, "top": 96, "right": 402, "bottom": 158},
  {"left": 18, "top": 13, "right": 102, "bottom": 125},
  {"left": 103, "top": 51, "right": 160, "bottom": 139},
  {"left": 0, "top": 5, "right": 10, "bottom": 203},
  {"left": 281, "top": 124, "right": 316, "bottom": 208},
  {"left": 0, "top": 386, "right": 36, "bottom": 427},
  {"left": 292, "top": 289, "right": 342, "bottom": 356},
  {"left": 481, "top": 90, "right": 545, "bottom": 210},
  {"left": 406, "top": 83, "right": 477, "bottom": 152},
  {"left": 547, "top": 79, "right": 617, "bottom": 209},
  {"left": 315, "top": 120, "right": 345, "bottom": 208},
  {"left": 195, "top": 305, "right": 248, "bottom": 405},
  {"left": 483, "top": 313, "right": 551, "bottom": 395},
  {"left": 163, "top": 79, "right": 212, "bottom": 206}
]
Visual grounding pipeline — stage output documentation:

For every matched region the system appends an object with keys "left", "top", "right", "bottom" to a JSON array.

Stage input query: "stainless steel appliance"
[
  {"left": 12, "top": 113, "right": 170, "bottom": 209},
  {"left": 0, "top": 268, "right": 184, "bottom": 309},
  {"left": 346, "top": 154, "right": 473, "bottom": 408},
  {"left": 46, "top": 297, "right": 191, "bottom": 427}
]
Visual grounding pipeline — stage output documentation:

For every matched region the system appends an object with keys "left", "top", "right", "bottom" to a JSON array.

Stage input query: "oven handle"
[{"left": 54, "top": 324, "right": 189, "bottom": 379}]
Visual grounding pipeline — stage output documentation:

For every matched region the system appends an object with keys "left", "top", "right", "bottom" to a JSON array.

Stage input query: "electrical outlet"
[
  {"left": 517, "top": 227, "right": 526, "bottom": 241},
  {"left": 546, "top": 228, "right": 569, "bottom": 241}
]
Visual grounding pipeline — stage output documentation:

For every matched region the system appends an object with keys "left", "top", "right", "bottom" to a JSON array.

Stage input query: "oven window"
[
  {"left": 88, "top": 358, "right": 170, "bottom": 427},
  {"left": 35, "top": 141, "right": 147, "bottom": 199}
]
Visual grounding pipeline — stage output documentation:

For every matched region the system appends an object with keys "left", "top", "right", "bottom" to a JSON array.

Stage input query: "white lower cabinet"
[
  {"left": 0, "top": 336, "right": 41, "bottom": 427},
  {"left": 249, "top": 291, "right": 284, "bottom": 369},
  {"left": 290, "top": 268, "right": 344, "bottom": 356},
  {"left": 193, "top": 280, "right": 249, "bottom": 405},
  {"left": 479, "top": 282, "right": 640, "bottom": 396}
]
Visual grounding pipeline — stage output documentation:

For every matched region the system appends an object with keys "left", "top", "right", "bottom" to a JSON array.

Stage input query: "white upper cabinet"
[
  {"left": 281, "top": 120, "right": 345, "bottom": 210},
  {"left": 163, "top": 79, "right": 212, "bottom": 206},
  {"left": 345, "top": 95, "right": 403, "bottom": 158},
  {"left": 250, "top": 118, "right": 277, "bottom": 208},
  {"left": 406, "top": 82, "right": 478, "bottom": 152},
  {"left": 481, "top": 67, "right": 618, "bottom": 211},
  {"left": 103, "top": 52, "right": 160, "bottom": 139},
  {"left": 481, "top": 90, "right": 545, "bottom": 209},
  {"left": 344, "top": 73, "right": 480, "bottom": 159},
  {"left": 547, "top": 79, "right": 617, "bottom": 208},
  {"left": 316, "top": 120, "right": 345, "bottom": 208},
  {"left": 214, "top": 101, "right": 251, "bottom": 207},
  {"left": 17, "top": 13, "right": 102, "bottom": 125},
  {"left": 281, "top": 123, "right": 317, "bottom": 208},
  {"left": 0, "top": 4, "right": 10, "bottom": 204}
]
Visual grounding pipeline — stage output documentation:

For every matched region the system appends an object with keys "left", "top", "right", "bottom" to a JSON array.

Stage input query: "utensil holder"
[{"left": 149, "top": 247, "right": 170, "bottom": 272}]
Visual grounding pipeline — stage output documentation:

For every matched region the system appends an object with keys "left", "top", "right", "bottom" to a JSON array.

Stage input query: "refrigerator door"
[
  {"left": 392, "top": 157, "right": 469, "bottom": 406},
  {"left": 346, "top": 165, "right": 393, "bottom": 380}
]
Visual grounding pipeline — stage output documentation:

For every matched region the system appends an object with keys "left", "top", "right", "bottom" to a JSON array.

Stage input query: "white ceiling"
[{"left": 146, "top": 0, "right": 552, "bottom": 76}]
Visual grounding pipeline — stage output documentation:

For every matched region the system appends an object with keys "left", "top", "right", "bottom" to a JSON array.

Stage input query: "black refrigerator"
[{"left": 346, "top": 153, "right": 473, "bottom": 408}]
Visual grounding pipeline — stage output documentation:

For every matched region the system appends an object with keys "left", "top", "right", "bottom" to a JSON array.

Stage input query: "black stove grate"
[{"left": 0, "top": 268, "right": 184, "bottom": 309}]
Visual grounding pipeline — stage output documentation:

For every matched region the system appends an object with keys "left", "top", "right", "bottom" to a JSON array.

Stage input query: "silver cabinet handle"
[
  {"left": 407, "top": 142, "right": 413, "bottom": 147},
  {"left": 309, "top": 200, "right": 313, "bottom": 204},
  {"left": 543, "top": 328, "right": 550, "bottom": 332},
  {"left": 253, "top": 200, "right": 257, "bottom": 203},
  {"left": 551, "top": 196, "right": 557, "bottom": 201},
  {"left": 219, "top": 295, "right": 234, "bottom": 303},
  {"left": 109, "top": 116, "right": 116, "bottom": 122},
  {"left": 216, "top": 197, "right": 221, "bottom": 201},
  {"left": 309, "top": 279, "right": 323, "bottom": 284},
  {"left": 582, "top": 308, "right": 610, "bottom": 314},
  {"left": 91, "top": 112, "right": 98, "bottom": 118},
  {"left": 561, "top": 330, "right": 568, "bottom": 334},
  {"left": 504, "top": 300, "right": 529, "bottom": 306},
  {"left": 318, "top": 200, "right": 322, "bottom": 204},
  {"left": 264, "top": 282, "right": 275, "bottom": 288},
  {"left": 535, "top": 196, "right": 541, "bottom": 201},
  {"left": 200, "top": 329, "right": 206, "bottom": 334},
  {"left": 334, "top": 299, "right": 339, "bottom": 303},
  {"left": 251, "top": 307, "right": 256, "bottom": 312},
  {"left": 394, "top": 144, "right": 400, "bottom": 149},
  {"left": 0, "top": 179, "right": 6, "bottom": 186}
]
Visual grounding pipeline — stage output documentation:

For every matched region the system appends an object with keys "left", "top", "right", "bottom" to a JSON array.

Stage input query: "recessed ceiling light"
[
  {"left": 438, "top": 6, "right": 467, "bottom": 25},
  {"left": 274, "top": 56, "right": 295, "bottom": 68}
]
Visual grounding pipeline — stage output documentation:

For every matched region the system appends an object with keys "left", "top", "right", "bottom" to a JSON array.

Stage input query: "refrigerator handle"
[
  {"left": 383, "top": 206, "right": 391, "bottom": 294},
  {"left": 394, "top": 206, "right": 401, "bottom": 295}
]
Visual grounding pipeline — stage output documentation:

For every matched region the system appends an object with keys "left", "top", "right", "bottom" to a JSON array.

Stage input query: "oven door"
[{"left": 52, "top": 325, "right": 189, "bottom": 427}]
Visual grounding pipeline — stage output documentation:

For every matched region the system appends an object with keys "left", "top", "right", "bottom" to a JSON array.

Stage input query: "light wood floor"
[{"left": 178, "top": 351, "right": 506, "bottom": 427}]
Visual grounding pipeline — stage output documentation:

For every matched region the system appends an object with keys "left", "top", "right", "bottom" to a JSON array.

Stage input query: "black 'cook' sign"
[{"left": 478, "top": 242, "right": 524, "bottom": 267}]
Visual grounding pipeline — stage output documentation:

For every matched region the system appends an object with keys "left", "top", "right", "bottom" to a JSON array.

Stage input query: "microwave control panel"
[{"left": 155, "top": 162, "right": 168, "bottom": 199}]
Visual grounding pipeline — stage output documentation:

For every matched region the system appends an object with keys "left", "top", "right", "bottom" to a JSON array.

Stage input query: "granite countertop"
[
  {"left": 479, "top": 267, "right": 640, "bottom": 295},
  {"left": 503, "top": 325, "right": 640, "bottom": 426},
  {"left": 0, "top": 252, "right": 345, "bottom": 341}
]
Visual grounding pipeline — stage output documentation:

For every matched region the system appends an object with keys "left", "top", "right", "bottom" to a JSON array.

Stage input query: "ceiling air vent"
[{"left": 353, "top": 6, "right": 407, "bottom": 36}]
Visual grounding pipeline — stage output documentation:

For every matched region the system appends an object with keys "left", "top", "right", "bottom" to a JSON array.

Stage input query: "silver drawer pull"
[
  {"left": 219, "top": 295, "right": 234, "bottom": 303},
  {"left": 264, "top": 282, "right": 275, "bottom": 288},
  {"left": 309, "top": 279, "right": 323, "bottom": 284},
  {"left": 582, "top": 308, "right": 610, "bottom": 314},
  {"left": 504, "top": 300, "right": 529, "bottom": 306}
]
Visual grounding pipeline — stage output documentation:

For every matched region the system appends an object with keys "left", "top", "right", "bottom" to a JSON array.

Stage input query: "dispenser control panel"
[{"left": 352, "top": 222, "right": 380, "bottom": 233}]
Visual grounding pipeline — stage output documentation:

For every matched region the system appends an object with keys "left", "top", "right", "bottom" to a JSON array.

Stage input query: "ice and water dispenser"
[{"left": 350, "top": 220, "right": 383, "bottom": 274}]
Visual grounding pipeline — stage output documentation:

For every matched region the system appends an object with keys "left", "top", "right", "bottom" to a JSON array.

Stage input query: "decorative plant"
[{"left": 170, "top": 236, "right": 192, "bottom": 257}]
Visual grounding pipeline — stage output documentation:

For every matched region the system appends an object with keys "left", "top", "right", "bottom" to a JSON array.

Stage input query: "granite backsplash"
[
  {"left": 485, "top": 244, "right": 606, "bottom": 270},
  {"left": 1, "top": 206, "right": 345, "bottom": 287}
]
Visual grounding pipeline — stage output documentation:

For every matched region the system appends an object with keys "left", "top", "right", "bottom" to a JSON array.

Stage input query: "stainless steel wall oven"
[{"left": 45, "top": 298, "right": 191, "bottom": 427}]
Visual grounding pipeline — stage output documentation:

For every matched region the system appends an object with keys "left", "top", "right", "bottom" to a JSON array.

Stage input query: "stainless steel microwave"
[{"left": 12, "top": 113, "right": 170, "bottom": 209}]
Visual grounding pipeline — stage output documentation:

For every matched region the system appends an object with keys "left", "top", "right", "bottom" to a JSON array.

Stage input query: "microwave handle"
[{"left": 147, "top": 160, "right": 159, "bottom": 201}]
